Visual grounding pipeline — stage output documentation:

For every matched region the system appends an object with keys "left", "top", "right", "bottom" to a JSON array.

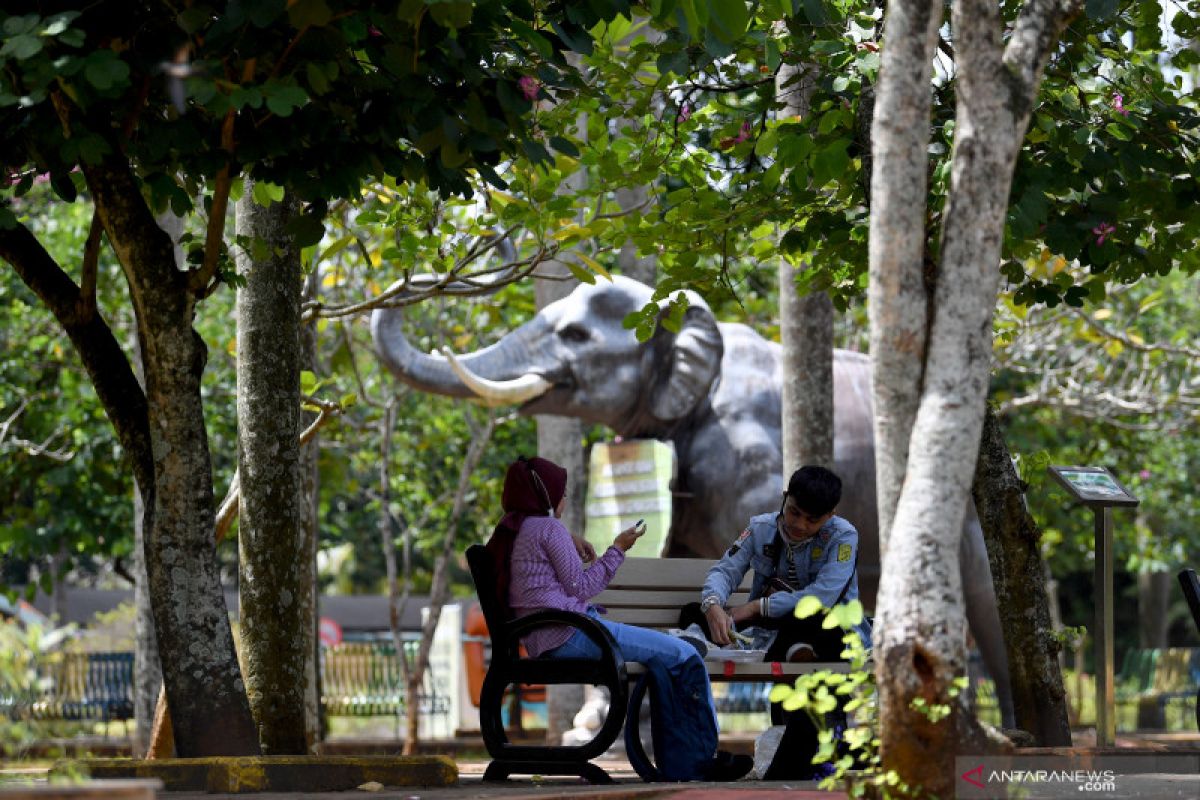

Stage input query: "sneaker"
[
  {"left": 785, "top": 642, "right": 817, "bottom": 663},
  {"left": 703, "top": 750, "right": 754, "bottom": 782}
]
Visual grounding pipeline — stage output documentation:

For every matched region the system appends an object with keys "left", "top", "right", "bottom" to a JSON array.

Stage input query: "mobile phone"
[{"left": 634, "top": 518, "right": 646, "bottom": 535}]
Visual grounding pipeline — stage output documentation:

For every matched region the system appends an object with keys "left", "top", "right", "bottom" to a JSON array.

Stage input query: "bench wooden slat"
[
  {"left": 602, "top": 608, "right": 689, "bottom": 627},
  {"left": 595, "top": 589, "right": 752, "bottom": 609},
  {"left": 604, "top": 557, "right": 753, "bottom": 590},
  {"left": 623, "top": 660, "right": 852, "bottom": 680}
]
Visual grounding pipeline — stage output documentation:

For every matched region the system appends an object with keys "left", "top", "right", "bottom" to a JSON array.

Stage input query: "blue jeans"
[{"left": 545, "top": 610, "right": 719, "bottom": 732}]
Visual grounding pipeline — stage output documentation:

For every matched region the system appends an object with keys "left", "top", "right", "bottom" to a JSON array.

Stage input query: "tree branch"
[
  {"left": 213, "top": 393, "right": 344, "bottom": 543},
  {"left": 190, "top": 60, "right": 254, "bottom": 297},
  {"left": 1003, "top": 0, "right": 1085, "bottom": 116},
  {"left": 78, "top": 210, "right": 102, "bottom": 320},
  {"left": 0, "top": 223, "right": 153, "bottom": 494}
]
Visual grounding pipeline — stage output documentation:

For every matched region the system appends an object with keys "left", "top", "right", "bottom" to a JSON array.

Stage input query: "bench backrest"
[
  {"left": 466, "top": 544, "right": 508, "bottom": 647},
  {"left": 595, "top": 557, "right": 752, "bottom": 630}
]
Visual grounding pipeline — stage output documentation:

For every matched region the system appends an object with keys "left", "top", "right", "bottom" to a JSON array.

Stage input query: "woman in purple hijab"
[{"left": 484, "top": 455, "right": 752, "bottom": 782}]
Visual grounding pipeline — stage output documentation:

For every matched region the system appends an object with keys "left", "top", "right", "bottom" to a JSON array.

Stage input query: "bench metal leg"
[{"left": 481, "top": 759, "right": 613, "bottom": 784}]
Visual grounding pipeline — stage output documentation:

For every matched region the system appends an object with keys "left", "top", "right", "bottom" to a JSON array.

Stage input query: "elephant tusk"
[{"left": 439, "top": 347, "right": 552, "bottom": 408}]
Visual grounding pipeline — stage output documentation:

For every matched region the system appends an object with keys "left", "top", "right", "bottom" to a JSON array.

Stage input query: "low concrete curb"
[{"left": 51, "top": 756, "right": 457, "bottom": 793}]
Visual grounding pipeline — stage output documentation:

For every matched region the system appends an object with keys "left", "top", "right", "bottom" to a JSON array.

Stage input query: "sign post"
[{"left": 1047, "top": 465, "right": 1139, "bottom": 746}]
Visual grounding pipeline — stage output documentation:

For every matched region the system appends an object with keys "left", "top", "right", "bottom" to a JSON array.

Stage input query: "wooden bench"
[
  {"left": 320, "top": 642, "right": 451, "bottom": 720},
  {"left": 1114, "top": 646, "right": 1200, "bottom": 730},
  {"left": 465, "top": 546, "right": 852, "bottom": 783},
  {"left": 0, "top": 651, "right": 134, "bottom": 730},
  {"left": 597, "top": 556, "right": 853, "bottom": 682}
]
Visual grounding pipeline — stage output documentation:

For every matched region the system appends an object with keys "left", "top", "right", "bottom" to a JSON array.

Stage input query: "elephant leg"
[{"left": 961, "top": 517, "right": 1016, "bottom": 729}]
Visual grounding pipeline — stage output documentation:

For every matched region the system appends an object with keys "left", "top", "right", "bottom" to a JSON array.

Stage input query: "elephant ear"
[{"left": 648, "top": 304, "right": 723, "bottom": 424}]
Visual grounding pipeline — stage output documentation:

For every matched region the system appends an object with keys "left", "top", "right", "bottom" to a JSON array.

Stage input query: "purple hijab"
[{"left": 485, "top": 456, "right": 568, "bottom": 616}]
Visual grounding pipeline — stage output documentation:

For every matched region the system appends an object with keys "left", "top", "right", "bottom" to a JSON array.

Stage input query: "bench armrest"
[{"left": 499, "top": 609, "right": 621, "bottom": 667}]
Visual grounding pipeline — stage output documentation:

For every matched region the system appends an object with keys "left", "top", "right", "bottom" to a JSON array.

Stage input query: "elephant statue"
[{"left": 371, "top": 274, "right": 1015, "bottom": 727}]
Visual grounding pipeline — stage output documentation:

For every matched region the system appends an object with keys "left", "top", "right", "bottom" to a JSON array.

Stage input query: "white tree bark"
[
  {"left": 867, "top": 0, "right": 941, "bottom": 552},
  {"left": 871, "top": 0, "right": 1081, "bottom": 791},
  {"left": 536, "top": 68, "right": 591, "bottom": 742}
]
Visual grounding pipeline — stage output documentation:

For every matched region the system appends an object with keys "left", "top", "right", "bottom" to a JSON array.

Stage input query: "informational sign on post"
[
  {"left": 1048, "top": 464, "right": 1139, "bottom": 747},
  {"left": 583, "top": 439, "right": 676, "bottom": 557},
  {"left": 1048, "top": 465, "right": 1138, "bottom": 507}
]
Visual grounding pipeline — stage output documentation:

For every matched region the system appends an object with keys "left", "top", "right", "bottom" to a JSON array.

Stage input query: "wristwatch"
[{"left": 700, "top": 595, "right": 722, "bottom": 613}]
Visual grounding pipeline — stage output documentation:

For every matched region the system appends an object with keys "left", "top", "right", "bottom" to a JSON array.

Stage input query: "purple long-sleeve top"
[{"left": 508, "top": 515, "right": 625, "bottom": 657}]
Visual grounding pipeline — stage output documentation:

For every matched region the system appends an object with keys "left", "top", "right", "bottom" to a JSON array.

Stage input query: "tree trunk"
[
  {"left": 300, "top": 269, "right": 323, "bottom": 747},
  {"left": 779, "top": 272, "right": 833, "bottom": 473},
  {"left": 131, "top": 212, "right": 183, "bottom": 757},
  {"left": 85, "top": 162, "right": 260, "bottom": 757},
  {"left": 971, "top": 407, "right": 1072, "bottom": 745},
  {"left": 777, "top": 60, "right": 833, "bottom": 474},
  {"left": 235, "top": 185, "right": 310, "bottom": 754},
  {"left": 870, "top": 0, "right": 1077, "bottom": 790},
  {"left": 131, "top": 476, "right": 161, "bottom": 757},
  {"left": 867, "top": 0, "right": 940, "bottom": 550},
  {"left": 1, "top": 157, "right": 259, "bottom": 758},
  {"left": 613, "top": 16, "right": 661, "bottom": 288},
  {"left": 535, "top": 99, "right": 589, "bottom": 739},
  {"left": 535, "top": 270, "right": 587, "bottom": 742},
  {"left": 130, "top": 313, "right": 159, "bottom": 758},
  {"left": 1137, "top": 568, "right": 1171, "bottom": 649}
]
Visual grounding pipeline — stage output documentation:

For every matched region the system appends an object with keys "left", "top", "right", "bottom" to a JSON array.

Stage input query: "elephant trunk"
[{"left": 370, "top": 307, "right": 552, "bottom": 403}]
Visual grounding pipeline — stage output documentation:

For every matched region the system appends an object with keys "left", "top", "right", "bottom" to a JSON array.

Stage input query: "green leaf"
[
  {"left": 50, "top": 172, "right": 77, "bottom": 202},
  {"left": 811, "top": 138, "right": 850, "bottom": 186},
  {"left": 1085, "top": 0, "right": 1118, "bottom": 20},
  {"left": 288, "top": 0, "right": 333, "bottom": 28},
  {"left": 768, "top": 684, "right": 793, "bottom": 703},
  {"left": 1104, "top": 122, "right": 1132, "bottom": 141},
  {"left": 83, "top": 51, "right": 130, "bottom": 91},
  {"left": 3, "top": 15, "right": 39, "bottom": 36},
  {"left": 230, "top": 85, "right": 263, "bottom": 109},
  {"left": 704, "top": 0, "right": 749, "bottom": 44},
  {"left": 563, "top": 259, "right": 597, "bottom": 285},
  {"left": 245, "top": 0, "right": 287, "bottom": 28},
  {"left": 508, "top": 17, "right": 554, "bottom": 60},
  {"left": 795, "top": 594, "right": 824, "bottom": 619},
  {"left": 305, "top": 62, "right": 330, "bottom": 94},
  {"left": 1, "top": 34, "right": 43, "bottom": 60},
  {"left": 657, "top": 48, "right": 690, "bottom": 77},
  {"left": 825, "top": 599, "right": 864, "bottom": 629},
  {"left": 286, "top": 214, "right": 325, "bottom": 248},
  {"left": 266, "top": 85, "right": 307, "bottom": 117},
  {"left": 251, "top": 180, "right": 285, "bottom": 207},
  {"left": 548, "top": 136, "right": 580, "bottom": 157},
  {"left": 178, "top": 7, "right": 211, "bottom": 33},
  {"left": 551, "top": 17, "right": 591, "bottom": 53},
  {"left": 428, "top": 2, "right": 473, "bottom": 31},
  {"left": 575, "top": 251, "right": 612, "bottom": 281},
  {"left": 802, "top": 0, "right": 829, "bottom": 25}
]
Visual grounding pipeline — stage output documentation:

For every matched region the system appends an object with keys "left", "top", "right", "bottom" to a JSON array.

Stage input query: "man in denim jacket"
[{"left": 683, "top": 465, "right": 871, "bottom": 663}]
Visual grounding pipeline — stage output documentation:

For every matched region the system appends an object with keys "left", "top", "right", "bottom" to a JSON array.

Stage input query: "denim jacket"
[{"left": 701, "top": 512, "right": 871, "bottom": 648}]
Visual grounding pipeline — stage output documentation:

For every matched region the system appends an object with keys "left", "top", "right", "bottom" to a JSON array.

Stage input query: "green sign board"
[{"left": 583, "top": 440, "right": 675, "bottom": 557}]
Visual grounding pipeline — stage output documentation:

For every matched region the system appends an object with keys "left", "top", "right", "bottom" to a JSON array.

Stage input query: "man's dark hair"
[{"left": 786, "top": 465, "right": 842, "bottom": 516}]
